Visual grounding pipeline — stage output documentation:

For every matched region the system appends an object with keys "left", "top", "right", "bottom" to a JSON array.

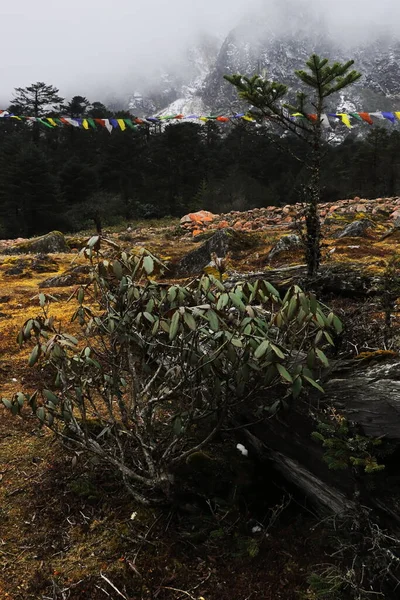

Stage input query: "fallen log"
[{"left": 237, "top": 356, "right": 400, "bottom": 517}]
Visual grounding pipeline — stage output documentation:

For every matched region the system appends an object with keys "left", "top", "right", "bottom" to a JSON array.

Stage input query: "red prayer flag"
[
  {"left": 94, "top": 119, "right": 106, "bottom": 127},
  {"left": 358, "top": 112, "right": 373, "bottom": 125},
  {"left": 216, "top": 116, "right": 229, "bottom": 122}
]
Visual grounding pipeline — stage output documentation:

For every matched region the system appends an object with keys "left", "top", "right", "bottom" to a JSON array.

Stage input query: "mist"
[{"left": 1, "top": 0, "right": 399, "bottom": 108}]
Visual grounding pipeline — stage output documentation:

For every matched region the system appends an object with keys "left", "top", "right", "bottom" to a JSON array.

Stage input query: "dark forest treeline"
[{"left": 0, "top": 116, "right": 400, "bottom": 239}]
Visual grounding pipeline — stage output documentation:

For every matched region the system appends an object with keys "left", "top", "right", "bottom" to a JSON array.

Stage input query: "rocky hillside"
[
  {"left": 179, "top": 196, "right": 400, "bottom": 236},
  {"left": 129, "top": 2, "right": 400, "bottom": 119}
]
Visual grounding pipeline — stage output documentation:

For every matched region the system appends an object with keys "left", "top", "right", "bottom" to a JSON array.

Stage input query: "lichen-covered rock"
[
  {"left": 2, "top": 231, "right": 69, "bottom": 254},
  {"left": 66, "top": 236, "right": 89, "bottom": 250},
  {"left": 39, "top": 265, "right": 91, "bottom": 288},
  {"left": 268, "top": 234, "right": 302, "bottom": 261},
  {"left": 174, "top": 229, "right": 238, "bottom": 276},
  {"left": 31, "top": 254, "right": 58, "bottom": 273},
  {"left": 336, "top": 219, "right": 374, "bottom": 238}
]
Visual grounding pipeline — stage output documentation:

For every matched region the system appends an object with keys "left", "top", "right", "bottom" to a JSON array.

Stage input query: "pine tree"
[
  {"left": 62, "top": 95, "right": 90, "bottom": 118},
  {"left": 0, "top": 139, "right": 59, "bottom": 237},
  {"left": 10, "top": 82, "right": 64, "bottom": 144},
  {"left": 225, "top": 54, "right": 361, "bottom": 276},
  {"left": 11, "top": 82, "right": 64, "bottom": 117}
]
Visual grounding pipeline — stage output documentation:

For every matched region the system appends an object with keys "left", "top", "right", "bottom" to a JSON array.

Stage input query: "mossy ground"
[{"left": 0, "top": 216, "right": 399, "bottom": 599}]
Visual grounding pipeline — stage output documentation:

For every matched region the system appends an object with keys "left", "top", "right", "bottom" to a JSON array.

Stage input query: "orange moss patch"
[{"left": 355, "top": 350, "right": 399, "bottom": 362}]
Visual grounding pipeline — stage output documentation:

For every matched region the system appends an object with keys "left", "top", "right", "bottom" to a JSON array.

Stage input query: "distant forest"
[{"left": 1, "top": 89, "right": 400, "bottom": 238}]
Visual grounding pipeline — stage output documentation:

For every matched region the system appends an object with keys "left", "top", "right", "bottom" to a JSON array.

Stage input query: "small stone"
[
  {"left": 217, "top": 220, "right": 230, "bottom": 229},
  {"left": 336, "top": 219, "right": 374, "bottom": 238},
  {"left": 268, "top": 234, "right": 302, "bottom": 260}
]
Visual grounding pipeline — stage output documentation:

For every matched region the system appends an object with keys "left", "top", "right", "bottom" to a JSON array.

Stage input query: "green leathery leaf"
[
  {"left": 168, "top": 286, "right": 177, "bottom": 302},
  {"left": 169, "top": 311, "right": 180, "bottom": 341},
  {"left": 217, "top": 293, "right": 229, "bottom": 310},
  {"left": 24, "top": 320, "right": 33, "bottom": 338},
  {"left": 287, "top": 295, "right": 298, "bottom": 320},
  {"left": 230, "top": 337, "right": 243, "bottom": 348},
  {"left": 183, "top": 311, "right": 196, "bottom": 331},
  {"left": 276, "top": 363, "right": 293, "bottom": 383},
  {"left": 173, "top": 416, "right": 183, "bottom": 436},
  {"left": 43, "top": 389, "right": 59, "bottom": 405},
  {"left": 36, "top": 407, "right": 46, "bottom": 422},
  {"left": 210, "top": 276, "right": 225, "bottom": 291},
  {"left": 310, "top": 294, "right": 318, "bottom": 314},
  {"left": 229, "top": 292, "right": 246, "bottom": 311},
  {"left": 303, "top": 375, "right": 325, "bottom": 393},
  {"left": 264, "top": 281, "right": 280, "bottom": 299},
  {"left": 292, "top": 376, "right": 303, "bottom": 399},
  {"left": 29, "top": 391, "right": 38, "bottom": 411},
  {"left": 254, "top": 340, "right": 269, "bottom": 359},
  {"left": 16, "top": 392, "right": 25, "bottom": 407},
  {"left": 324, "top": 331, "right": 334, "bottom": 346},
  {"left": 316, "top": 348, "right": 329, "bottom": 367},
  {"left": 87, "top": 235, "right": 99, "bottom": 248},
  {"left": 299, "top": 293, "right": 310, "bottom": 313},
  {"left": 333, "top": 315, "right": 343, "bottom": 333},
  {"left": 28, "top": 345, "right": 40, "bottom": 367},
  {"left": 143, "top": 255, "right": 154, "bottom": 275},
  {"left": 270, "top": 343, "right": 285, "bottom": 359},
  {"left": 112, "top": 260, "right": 123, "bottom": 280},
  {"left": 206, "top": 309, "right": 219, "bottom": 332}
]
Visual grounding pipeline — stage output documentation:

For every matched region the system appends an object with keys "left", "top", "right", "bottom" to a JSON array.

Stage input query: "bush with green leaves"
[
  {"left": 2, "top": 237, "right": 341, "bottom": 504},
  {"left": 312, "top": 410, "right": 384, "bottom": 474}
]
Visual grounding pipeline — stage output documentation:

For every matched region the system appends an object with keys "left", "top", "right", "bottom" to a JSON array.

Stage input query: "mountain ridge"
[{"left": 128, "top": 9, "right": 400, "bottom": 119}]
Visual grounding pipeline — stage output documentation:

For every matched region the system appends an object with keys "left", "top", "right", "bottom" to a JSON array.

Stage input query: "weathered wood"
[
  {"left": 239, "top": 357, "right": 400, "bottom": 515},
  {"left": 325, "top": 359, "right": 400, "bottom": 439},
  {"left": 226, "top": 263, "right": 382, "bottom": 298},
  {"left": 242, "top": 428, "right": 355, "bottom": 515}
]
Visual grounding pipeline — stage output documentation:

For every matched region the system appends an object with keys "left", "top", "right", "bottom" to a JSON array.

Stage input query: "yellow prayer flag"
[
  {"left": 199, "top": 116, "right": 208, "bottom": 121},
  {"left": 47, "top": 118, "right": 57, "bottom": 127},
  {"left": 117, "top": 119, "right": 126, "bottom": 131},
  {"left": 395, "top": 112, "right": 400, "bottom": 121},
  {"left": 291, "top": 112, "right": 304, "bottom": 117},
  {"left": 82, "top": 119, "right": 89, "bottom": 130},
  {"left": 337, "top": 113, "right": 352, "bottom": 129},
  {"left": 242, "top": 115, "right": 255, "bottom": 122}
]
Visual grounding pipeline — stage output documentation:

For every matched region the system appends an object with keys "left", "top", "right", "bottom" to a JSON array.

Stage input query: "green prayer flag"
[
  {"left": 88, "top": 118, "right": 97, "bottom": 130},
  {"left": 124, "top": 119, "right": 137, "bottom": 130},
  {"left": 37, "top": 118, "right": 54, "bottom": 128}
]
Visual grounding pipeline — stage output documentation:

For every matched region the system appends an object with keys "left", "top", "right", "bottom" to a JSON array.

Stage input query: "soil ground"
[{"left": 0, "top": 216, "right": 398, "bottom": 599}]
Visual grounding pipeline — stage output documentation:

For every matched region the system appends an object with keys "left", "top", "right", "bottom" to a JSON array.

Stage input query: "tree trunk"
[{"left": 305, "top": 108, "right": 322, "bottom": 277}]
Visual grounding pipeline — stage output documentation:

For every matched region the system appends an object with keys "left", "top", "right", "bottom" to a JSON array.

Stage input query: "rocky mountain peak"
[{"left": 127, "top": 4, "right": 400, "bottom": 118}]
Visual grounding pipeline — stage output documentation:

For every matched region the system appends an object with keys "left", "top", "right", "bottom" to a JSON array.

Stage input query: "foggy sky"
[{"left": 1, "top": 0, "right": 399, "bottom": 107}]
